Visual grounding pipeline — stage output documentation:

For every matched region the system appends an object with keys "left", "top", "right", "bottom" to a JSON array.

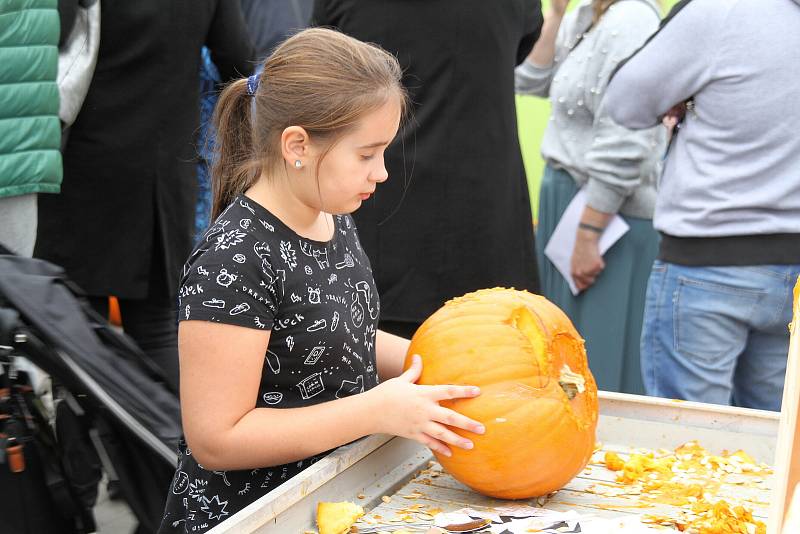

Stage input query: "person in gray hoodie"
[
  {"left": 515, "top": 0, "right": 665, "bottom": 394},
  {"left": 605, "top": 0, "right": 800, "bottom": 412}
]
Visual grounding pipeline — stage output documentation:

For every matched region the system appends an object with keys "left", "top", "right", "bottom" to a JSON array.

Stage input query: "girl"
[
  {"left": 158, "top": 28, "right": 485, "bottom": 533},
  {"left": 515, "top": 0, "right": 666, "bottom": 395}
]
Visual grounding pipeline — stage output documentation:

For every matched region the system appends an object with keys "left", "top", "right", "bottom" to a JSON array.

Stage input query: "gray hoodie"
[
  {"left": 515, "top": 0, "right": 666, "bottom": 219},
  {"left": 606, "top": 0, "right": 800, "bottom": 248}
]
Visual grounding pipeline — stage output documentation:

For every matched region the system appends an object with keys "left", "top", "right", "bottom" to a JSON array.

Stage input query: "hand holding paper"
[
  {"left": 571, "top": 230, "right": 606, "bottom": 291},
  {"left": 544, "top": 190, "right": 629, "bottom": 296}
]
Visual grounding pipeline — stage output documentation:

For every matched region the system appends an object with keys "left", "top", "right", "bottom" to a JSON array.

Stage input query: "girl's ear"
[{"left": 280, "top": 126, "right": 311, "bottom": 168}]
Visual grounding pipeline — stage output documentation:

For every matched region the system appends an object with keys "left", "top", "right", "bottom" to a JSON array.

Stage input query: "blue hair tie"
[{"left": 246, "top": 74, "right": 260, "bottom": 96}]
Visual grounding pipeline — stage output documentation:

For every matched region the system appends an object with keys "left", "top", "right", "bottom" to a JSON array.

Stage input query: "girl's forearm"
[
  {"left": 376, "top": 329, "right": 411, "bottom": 381},
  {"left": 189, "top": 389, "right": 383, "bottom": 471}
]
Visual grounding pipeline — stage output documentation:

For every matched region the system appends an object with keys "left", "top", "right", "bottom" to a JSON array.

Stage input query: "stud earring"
[{"left": 294, "top": 160, "right": 302, "bottom": 169}]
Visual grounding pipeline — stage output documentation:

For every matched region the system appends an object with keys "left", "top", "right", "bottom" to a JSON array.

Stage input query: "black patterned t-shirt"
[{"left": 159, "top": 195, "right": 380, "bottom": 533}]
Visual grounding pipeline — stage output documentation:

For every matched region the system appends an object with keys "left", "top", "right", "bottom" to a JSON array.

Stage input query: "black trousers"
[{"left": 88, "top": 295, "right": 180, "bottom": 396}]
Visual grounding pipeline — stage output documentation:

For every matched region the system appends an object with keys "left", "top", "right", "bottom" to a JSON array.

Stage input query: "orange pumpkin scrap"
[{"left": 403, "top": 288, "right": 598, "bottom": 499}]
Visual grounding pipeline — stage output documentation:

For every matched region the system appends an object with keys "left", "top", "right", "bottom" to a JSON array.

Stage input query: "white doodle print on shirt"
[
  {"left": 299, "top": 241, "right": 330, "bottom": 269},
  {"left": 254, "top": 317, "right": 267, "bottom": 329},
  {"left": 342, "top": 342, "right": 362, "bottom": 364},
  {"left": 239, "top": 218, "right": 251, "bottom": 230},
  {"left": 239, "top": 199, "right": 255, "bottom": 214},
  {"left": 263, "top": 391, "right": 283, "bottom": 405},
  {"left": 355, "top": 281, "right": 379, "bottom": 320},
  {"left": 202, "top": 298, "right": 225, "bottom": 309},
  {"left": 260, "top": 471, "right": 274, "bottom": 488},
  {"left": 253, "top": 241, "right": 270, "bottom": 258},
  {"left": 279, "top": 241, "right": 298, "bottom": 271},
  {"left": 184, "top": 246, "right": 209, "bottom": 277},
  {"left": 185, "top": 305, "right": 191, "bottom": 320},
  {"left": 274, "top": 269, "right": 286, "bottom": 296},
  {"left": 364, "top": 324, "right": 376, "bottom": 352},
  {"left": 349, "top": 293, "right": 364, "bottom": 328},
  {"left": 304, "top": 265, "right": 313, "bottom": 275},
  {"left": 205, "top": 220, "right": 229, "bottom": 243},
  {"left": 296, "top": 372, "right": 325, "bottom": 399},
  {"left": 265, "top": 350, "right": 280, "bottom": 374},
  {"left": 216, "top": 269, "right": 237, "bottom": 288},
  {"left": 336, "top": 375, "right": 364, "bottom": 398},
  {"left": 290, "top": 292, "right": 302, "bottom": 303},
  {"left": 201, "top": 495, "right": 229, "bottom": 521},
  {"left": 172, "top": 471, "right": 190, "bottom": 494},
  {"left": 304, "top": 346, "right": 326, "bottom": 365},
  {"left": 214, "top": 229, "right": 246, "bottom": 251},
  {"left": 197, "top": 266, "right": 209, "bottom": 277},
  {"left": 315, "top": 248, "right": 330, "bottom": 269},
  {"left": 274, "top": 313, "right": 303, "bottom": 332},
  {"left": 307, "top": 286, "right": 321, "bottom": 304},
  {"left": 326, "top": 294, "right": 346, "bottom": 305},
  {"left": 328, "top": 273, "right": 337, "bottom": 285},
  {"left": 286, "top": 335, "right": 295, "bottom": 351},
  {"left": 232, "top": 254, "right": 246, "bottom": 264},
  {"left": 306, "top": 319, "right": 327, "bottom": 332},
  {"left": 335, "top": 252, "right": 355, "bottom": 270},
  {"left": 180, "top": 283, "right": 204, "bottom": 298},
  {"left": 260, "top": 219, "right": 274, "bottom": 232},
  {"left": 330, "top": 311, "right": 340, "bottom": 332},
  {"left": 261, "top": 268, "right": 286, "bottom": 300},
  {"left": 229, "top": 303, "right": 250, "bottom": 315},
  {"left": 189, "top": 479, "right": 208, "bottom": 503}
]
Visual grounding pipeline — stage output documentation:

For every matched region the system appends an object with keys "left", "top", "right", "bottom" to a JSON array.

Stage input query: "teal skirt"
[{"left": 535, "top": 165, "right": 659, "bottom": 395}]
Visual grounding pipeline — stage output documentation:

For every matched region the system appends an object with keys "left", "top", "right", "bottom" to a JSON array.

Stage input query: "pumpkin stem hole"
[{"left": 558, "top": 364, "right": 586, "bottom": 400}]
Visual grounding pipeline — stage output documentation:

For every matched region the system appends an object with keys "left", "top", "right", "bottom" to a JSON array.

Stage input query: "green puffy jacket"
[{"left": 0, "top": 0, "right": 62, "bottom": 198}]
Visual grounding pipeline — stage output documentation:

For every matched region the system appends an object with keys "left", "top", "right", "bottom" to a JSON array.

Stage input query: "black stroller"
[{"left": 0, "top": 252, "right": 182, "bottom": 533}]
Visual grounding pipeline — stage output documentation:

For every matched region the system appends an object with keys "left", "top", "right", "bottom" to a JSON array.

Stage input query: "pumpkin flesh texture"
[{"left": 404, "top": 289, "right": 598, "bottom": 499}]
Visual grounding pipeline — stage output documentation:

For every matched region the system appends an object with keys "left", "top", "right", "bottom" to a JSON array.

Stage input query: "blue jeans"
[{"left": 641, "top": 261, "right": 800, "bottom": 412}]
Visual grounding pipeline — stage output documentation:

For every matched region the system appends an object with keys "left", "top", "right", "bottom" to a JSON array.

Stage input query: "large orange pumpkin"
[{"left": 403, "top": 288, "right": 598, "bottom": 499}]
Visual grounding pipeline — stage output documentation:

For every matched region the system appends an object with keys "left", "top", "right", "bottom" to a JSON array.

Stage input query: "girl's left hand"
[{"left": 571, "top": 230, "right": 605, "bottom": 291}]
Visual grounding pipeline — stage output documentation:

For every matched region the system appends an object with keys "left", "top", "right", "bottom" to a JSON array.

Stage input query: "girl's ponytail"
[{"left": 210, "top": 77, "right": 259, "bottom": 220}]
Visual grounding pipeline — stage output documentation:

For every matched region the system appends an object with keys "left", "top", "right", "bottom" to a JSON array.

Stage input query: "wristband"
[{"left": 578, "top": 222, "right": 605, "bottom": 234}]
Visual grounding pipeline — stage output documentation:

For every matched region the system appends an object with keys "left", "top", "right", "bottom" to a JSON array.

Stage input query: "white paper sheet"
[{"left": 543, "top": 190, "right": 630, "bottom": 296}]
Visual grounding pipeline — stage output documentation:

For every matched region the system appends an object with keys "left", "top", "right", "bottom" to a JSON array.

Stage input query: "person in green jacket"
[{"left": 0, "top": 0, "right": 62, "bottom": 257}]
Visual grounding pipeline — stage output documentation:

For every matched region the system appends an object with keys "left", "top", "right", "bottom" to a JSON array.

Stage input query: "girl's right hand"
[{"left": 366, "top": 354, "right": 485, "bottom": 457}]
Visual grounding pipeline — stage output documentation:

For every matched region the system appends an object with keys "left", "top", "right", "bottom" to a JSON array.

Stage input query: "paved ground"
[{"left": 94, "top": 478, "right": 137, "bottom": 533}]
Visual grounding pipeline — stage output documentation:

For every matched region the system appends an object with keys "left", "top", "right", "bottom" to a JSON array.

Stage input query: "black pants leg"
[
  {"left": 87, "top": 295, "right": 180, "bottom": 396},
  {"left": 117, "top": 297, "right": 179, "bottom": 396}
]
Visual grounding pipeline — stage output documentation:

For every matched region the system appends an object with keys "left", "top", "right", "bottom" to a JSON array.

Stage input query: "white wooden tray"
[{"left": 209, "top": 391, "right": 780, "bottom": 533}]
